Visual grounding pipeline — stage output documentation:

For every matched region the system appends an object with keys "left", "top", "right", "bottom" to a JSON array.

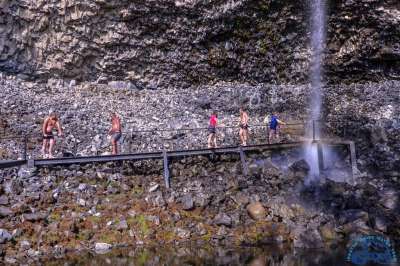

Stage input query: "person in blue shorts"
[{"left": 268, "top": 112, "right": 286, "bottom": 143}]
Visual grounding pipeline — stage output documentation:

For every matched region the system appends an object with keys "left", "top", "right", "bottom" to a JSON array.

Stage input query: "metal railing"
[{"left": 0, "top": 122, "right": 307, "bottom": 160}]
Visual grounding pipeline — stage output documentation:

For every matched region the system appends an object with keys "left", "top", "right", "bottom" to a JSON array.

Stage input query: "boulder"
[
  {"left": 214, "top": 213, "right": 232, "bottom": 227},
  {"left": 22, "top": 212, "right": 47, "bottom": 222},
  {"left": 0, "top": 229, "right": 12, "bottom": 244},
  {"left": 293, "top": 228, "right": 324, "bottom": 249},
  {"left": 0, "top": 207, "right": 13, "bottom": 218},
  {"left": 181, "top": 194, "right": 194, "bottom": 210},
  {"left": 115, "top": 219, "right": 129, "bottom": 231},
  {"left": 319, "top": 223, "right": 338, "bottom": 241},
  {"left": 288, "top": 159, "right": 310, "bottom": 179},
  {"left": 246, "top": 202, "right": 266, "bottom": 220},
  {"left": 94, "top": 243, "right": 112, "bottom": 252}
]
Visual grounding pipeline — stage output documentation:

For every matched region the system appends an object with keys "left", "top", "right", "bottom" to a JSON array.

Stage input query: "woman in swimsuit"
[
  {"left": 239, "top": 107, "right": 249, "bottom": 146},
  {"left": 207, "top": 111, "right": 218, "bottom": 148}
]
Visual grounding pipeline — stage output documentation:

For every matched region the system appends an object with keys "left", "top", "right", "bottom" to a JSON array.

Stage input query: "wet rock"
[
  {"left": 146, "top": 191, "right": 166, "bottom": 207},
  {"left": 0, "top": 229, "right": 12, "bottom": 244},
  {"left": 293, "top": 228, "right": 324, "bottom": 249},
  {"left": 22, "top": 212, "right": 47, "bottom": 222},
  {"left": 175, "top": 228, "right": 191, "bottom": 239},
  {"left": 181, "top": 194, "right": 194, "bottom": 210},
  {"left": 196, "top": 223, "right": 207, "bottom": 236},
  {"left": 214, "top": 213, "right": 232, "bottom": 227},
  {"left": 148, "top": 183, "right": 159, "bottom": 193},
  {"left": 94, "top": 243, "right": 112, "bottom": 253},
  {"left": 18, "top": 167, "right": 34, "bottom": 179},
  {"left": 378, "top": 189, "right": 398, "bottom": 210},
  {"left": 20, "top": 240, "right": 31, "bottom": 251},
  {"left": 246, "top": 202, "right": 266, "bottom": 221},
  {"left": 0, "top": 206, "right": 13, "bottom": 217},
  {"left": 267, "top": 200, "right": 295, "bottom": 221},
  {"left": 234, "top": 192, "right": 250, "bottom": 206},
  {"left": 319, "top": 222, "right": 338, "bottom": 241},
  {"left": 288, "top": 159, "right": 310, "bottom": 178},
  {"left": 194, "top": 193, "right": 210, "bottom": 208},
  {"left": 216, "top": 226, "right": 227, "bottom": 238},
  {"left": 5, "top": 179, "right": 23, "bottom": 195},
  {"left": 115, "top": 219, "right": 129, "bottom": 231},
  {"left": 341, "top": 219, "right": 371, "bottom": 235},
  {"left": 339, "top": 209, "right": 369, "bottom": 224},
  {"left": 373, "top": 216, "right": 388, "bottom": 233},
  {"left": 0, "top": 195, "right": 8, "bottom": 205}
]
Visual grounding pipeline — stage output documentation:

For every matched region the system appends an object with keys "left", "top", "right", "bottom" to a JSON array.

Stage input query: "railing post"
[
  {"left": 163, "top": 150, "right": 170, "bottom": 189},
  {"left": 348, "top": 141, "right": 358, "bottom": 184},
  {"left": 317, "top": 141, "right": 324, "bottom": 175},
  {"left": 23, "top": 135, "right": 28, "bottom": 161},
  {"left": 238, "top": 146, "right": 249, "bottom": 176},
  {"left": 312, "top": 120, "right": 316, "bottom": 142}
]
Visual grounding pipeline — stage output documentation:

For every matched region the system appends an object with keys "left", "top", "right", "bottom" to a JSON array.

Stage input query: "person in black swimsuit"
[
  {"left": 41, "top": 113, "right": 63, "bottom": 158},
  {"left": 108, "top": 113, "right": 122, "bottom": 155},
  {"left": 239, "top": 107, "right": 249, "bottom": 146}
]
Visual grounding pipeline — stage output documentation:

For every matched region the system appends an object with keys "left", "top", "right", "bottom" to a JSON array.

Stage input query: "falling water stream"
[{"left": 304, "top": 0, "right": 327, "bottom": 184}]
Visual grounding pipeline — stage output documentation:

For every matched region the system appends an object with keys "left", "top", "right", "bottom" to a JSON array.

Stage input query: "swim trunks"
[
  {"left": 43, "top": 132, "right": 54, "bottom": 140},
  {"left": 208, "top": 126, "right": 216, "bottom": 134},
  {"left": 112, "top": 132, "right": 122, "bottom": 142},
  {"left": 240, "top": 124, "right": 248, "bottom": 130}
]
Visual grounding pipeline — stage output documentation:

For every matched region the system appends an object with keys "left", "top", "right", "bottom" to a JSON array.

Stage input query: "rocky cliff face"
[{"left": 0, "top": 0, "right": 399, "bottom": 87}]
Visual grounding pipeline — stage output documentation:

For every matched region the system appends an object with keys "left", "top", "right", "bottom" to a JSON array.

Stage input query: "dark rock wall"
[{"left": 0, "top": 0, "right": 399, "bottom": 87}]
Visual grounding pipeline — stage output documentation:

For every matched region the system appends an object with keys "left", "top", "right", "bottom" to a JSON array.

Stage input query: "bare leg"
[
  {"left": 276, "top": 126, "right": 280, "bottom": 142},
  {"left": 239, "top": 129, "right": 244, "bottom": 145},
  {"left": 243, "top": 129, "right": 248, "bottom": 146},
  {"left": 42, "top": 139, "right": 48, "bottom": 157},
  {"left": 111, "top": 139, "right": 116, "bottom": 155},
  {"left": 114, "top": 141, "right": 118, "bottom": 155},
  {"left": 269, "top": 129, "right": 275, "bottom": 144},
  {"left": 208, "top": 134, "right": 213, "bottom": 148},
  {"left": 48, "top": 138, "right": 55, "bottom": 158},
  {"left": 213, "top": 134, "right": 217, "bottom": 148}
]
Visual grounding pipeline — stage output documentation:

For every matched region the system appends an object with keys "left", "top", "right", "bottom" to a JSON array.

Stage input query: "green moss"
[
  {"left": 135, "top": 214, "right": 150, "bottom": 238},
  {"left": 98, "top": 231, "right": 120, "bottom": 244},
  {"left": 259, "top": 39, "right": 269, "bottom": 55},
  {"left": 48, "top": 212, "right": 62, "bottom": 222},
  {"left": 201, "top": 231, "right": 212, "bottom": 242},
  {"left": 136, "top": 249, "right": 150, "bottom": 266},
  {"left": 76, "top": 230, "right": 93, "bottom": 241},
  {"left": 44, "top": 232, "right": 60, "bottom": 245},
  {"left": 131, "top": 185, "right": 144, "bottom": 197},
  {"left": 127, "top": 214, "right": 150, "bottom": 238},
  {"left": 259, "top": 0, "right": 270, "bottom": 12},
  {"left": 87, "top": 215, "right": 102, "bottom": 224}
]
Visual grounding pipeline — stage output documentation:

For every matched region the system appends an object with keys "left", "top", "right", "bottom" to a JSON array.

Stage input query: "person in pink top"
[{"left": 207, "top": 111, "right": 218, "bottom": 148}]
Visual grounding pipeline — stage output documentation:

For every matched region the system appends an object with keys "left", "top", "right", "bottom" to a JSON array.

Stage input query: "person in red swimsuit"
[{"left": 207, "top": 111, "right": 218, "bottom": 148}]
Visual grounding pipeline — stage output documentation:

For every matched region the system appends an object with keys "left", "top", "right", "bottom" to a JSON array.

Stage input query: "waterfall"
[{"left": 304, "top": 0, "right": 327, "bottom": 184}]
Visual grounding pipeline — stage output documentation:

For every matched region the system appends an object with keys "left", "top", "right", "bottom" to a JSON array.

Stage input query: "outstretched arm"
[
  {"left": 277, "top": 119, "right": 286, "bottom": 125},
  {"left": 56, "top": 121, "right": 63, "bottom": 136},
  {"left": 42, "top": 118, "right": 49, "bottom": 135}
]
